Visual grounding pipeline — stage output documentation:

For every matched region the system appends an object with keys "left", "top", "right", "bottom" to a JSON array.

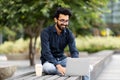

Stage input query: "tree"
[
  {"left": 0, "top": 0, "right": 46, "bottom": 65},
  {"left": 0, "top": 0, "right": 109, "bottom": 66},
  {"left": 64, "top": 0, "right": 110, "bottom": 36}
]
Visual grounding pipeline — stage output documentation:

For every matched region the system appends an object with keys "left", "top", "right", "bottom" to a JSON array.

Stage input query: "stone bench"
[
  {"left": 0, "top": 65, "right": 16, "bottom": 80},
  {"left": 6, "top": 50, "right": 113, "bottom": 80}
]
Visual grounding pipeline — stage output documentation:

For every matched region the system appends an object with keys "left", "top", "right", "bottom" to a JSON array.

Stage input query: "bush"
[
  {"left": 76, "top": 36, "right": 120, "bottom": 53},
  {"left": 0, "top": 36, "right": 120, "bottom": 54},
  {"left": 0, "top": 38, "right": 29, "bottom": 54}
]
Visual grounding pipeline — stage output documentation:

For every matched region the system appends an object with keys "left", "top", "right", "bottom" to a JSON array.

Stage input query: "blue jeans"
[{"left": 42, "top": 58, "right": 90, "bottom": 80}]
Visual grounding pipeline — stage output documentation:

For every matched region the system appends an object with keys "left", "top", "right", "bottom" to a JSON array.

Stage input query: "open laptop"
[{"left": 65, "top": 58, "right": 89, "bottom": 76}]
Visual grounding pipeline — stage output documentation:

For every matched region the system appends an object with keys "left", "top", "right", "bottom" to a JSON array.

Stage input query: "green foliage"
[
  {"left": 0, "top": 0, "right": 110, "bottom": 36},
  {"left": 0, "top": 0, "right": 111, "bottom": 54},
  {"left": 3, "top": 27, "right": 16, "bottom": 41},
  {"left": 0, "top": 38, "right": 29, "bottom": 54},
  {"left": 76, "top": 36, "right": 120, "bottom": 53}
]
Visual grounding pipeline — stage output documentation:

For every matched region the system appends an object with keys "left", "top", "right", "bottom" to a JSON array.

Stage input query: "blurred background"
[{"left": 0, "top": 0, "right": 120, "bottom": 65}]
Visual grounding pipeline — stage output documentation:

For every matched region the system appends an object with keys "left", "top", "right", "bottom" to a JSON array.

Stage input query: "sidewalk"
[
  {"left": 0, "top": 59, "right": 41, "bottom": 68},
  {"left": 96, "top": 54, "right": 120, "bottom": 80}
]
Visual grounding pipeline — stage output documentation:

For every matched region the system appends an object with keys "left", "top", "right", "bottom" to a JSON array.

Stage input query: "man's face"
[{"left": 55, "top": 14, "right": 69, "bottom": 31}]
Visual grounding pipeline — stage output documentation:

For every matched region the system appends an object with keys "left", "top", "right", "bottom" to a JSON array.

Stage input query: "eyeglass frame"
[{"left": 57, "top": 19, "right": 69, "bottom": 23}]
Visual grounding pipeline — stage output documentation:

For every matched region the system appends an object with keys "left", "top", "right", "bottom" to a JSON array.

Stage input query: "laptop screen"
[{"left": 65, "top": 58, "right": 89, "bottom": 76}]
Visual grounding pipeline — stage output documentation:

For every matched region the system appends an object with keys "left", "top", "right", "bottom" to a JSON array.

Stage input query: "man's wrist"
[{"left": 56, "top": 64, "right": 61, "bottom": 68}]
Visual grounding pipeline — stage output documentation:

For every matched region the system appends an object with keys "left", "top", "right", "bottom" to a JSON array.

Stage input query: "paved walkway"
[
  {"left": 0, "top": 59, "right": 41, "bottom": 68},
  {"left": 96, "top": 54, "right": 120, "bottom": 80}
]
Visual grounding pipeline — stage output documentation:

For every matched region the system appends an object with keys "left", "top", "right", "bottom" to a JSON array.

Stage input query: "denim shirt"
[{"left": 40, "top": 25, "right": 79, "bottom": 65}]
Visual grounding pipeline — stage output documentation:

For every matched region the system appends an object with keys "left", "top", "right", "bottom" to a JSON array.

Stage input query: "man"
[{"left": 40, "top": 7, "right": 90, "bottom": 80}]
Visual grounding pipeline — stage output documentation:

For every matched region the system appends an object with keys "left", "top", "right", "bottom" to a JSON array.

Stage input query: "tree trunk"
[
  {"left": 25, "top": 20, "right": 45, "bottom": 66},
  {"left": 29, "top": 37, "right": 35, "bottom": 66}
]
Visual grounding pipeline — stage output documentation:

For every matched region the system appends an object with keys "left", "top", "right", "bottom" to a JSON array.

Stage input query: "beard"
[{"left": 56, "top": 22, "right": 68, "bottom": 31}]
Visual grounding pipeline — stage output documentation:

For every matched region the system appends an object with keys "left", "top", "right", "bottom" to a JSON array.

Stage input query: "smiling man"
[{"left": 40, "top": 7, "right": 90, "bottom": 80}]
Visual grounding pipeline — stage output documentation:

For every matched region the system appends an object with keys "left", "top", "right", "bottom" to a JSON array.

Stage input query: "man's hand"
[{"left": 56, "top": 64, "right": 66, "bottom": 75}]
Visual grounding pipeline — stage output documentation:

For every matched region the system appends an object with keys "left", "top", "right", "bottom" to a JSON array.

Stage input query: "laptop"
[{"left": 65, "top": 58, "right": 89, "bottom": 76}]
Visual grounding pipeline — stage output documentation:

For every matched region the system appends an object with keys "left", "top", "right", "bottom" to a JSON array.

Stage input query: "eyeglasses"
[{"left": 57, "top": 19, "right": 69, "bottom": 23}]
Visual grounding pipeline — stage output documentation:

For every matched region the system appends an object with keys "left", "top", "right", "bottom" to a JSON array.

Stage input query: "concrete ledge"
[
  {"left": 89, "top": 50, "right": 113, "bottom": 80},
  {"left": 6, "top": 53, "right": 29, "bottom": 60},
  {"left": 6, "top": 50, "right": 113, "bottom": 80},
  {"left": 5, "top": 51, "right": 88, "bottom": 60}
]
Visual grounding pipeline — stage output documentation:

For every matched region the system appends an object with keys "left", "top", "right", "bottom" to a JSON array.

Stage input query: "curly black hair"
[{"left": 53, "top": 7, "right": 72, "bottom": 19}]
